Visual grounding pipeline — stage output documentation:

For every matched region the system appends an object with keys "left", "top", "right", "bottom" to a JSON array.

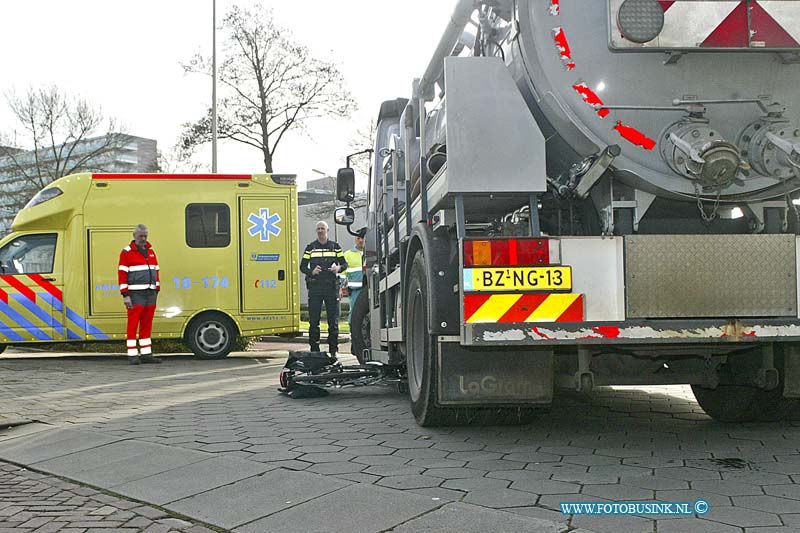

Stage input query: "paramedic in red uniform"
[{"left": 118, "top": 224, "right": 162, "bottom": 365}]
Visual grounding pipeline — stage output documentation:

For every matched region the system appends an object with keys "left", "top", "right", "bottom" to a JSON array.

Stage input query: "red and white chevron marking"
[{"left": 615, "top": 1, "right": 800, "bottom": 48}]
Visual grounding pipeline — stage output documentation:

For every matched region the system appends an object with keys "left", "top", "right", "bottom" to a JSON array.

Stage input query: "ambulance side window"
[
  {"left": 185, "top": 204, "right": 230, "bottom": 248},
  {"left": 0, "top": 233, "right": 57, "bottom": 275}
]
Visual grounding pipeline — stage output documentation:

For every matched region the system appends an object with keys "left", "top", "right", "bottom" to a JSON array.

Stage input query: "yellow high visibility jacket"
[{"left": 343, "top": 247, "right": 363, "bottom": 289}]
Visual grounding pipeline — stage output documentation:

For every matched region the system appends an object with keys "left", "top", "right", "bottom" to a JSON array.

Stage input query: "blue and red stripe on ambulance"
[{"left": 0, "top": 274, "right": 107, "bottom": 342}]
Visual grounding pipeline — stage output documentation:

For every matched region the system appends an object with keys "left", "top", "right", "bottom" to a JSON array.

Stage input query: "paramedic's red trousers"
[{"left": 126, "top": 291, "right": 157, "bottom": 356}]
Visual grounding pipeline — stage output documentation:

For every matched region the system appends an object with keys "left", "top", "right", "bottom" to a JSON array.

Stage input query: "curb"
[{"left": 260, "top": 333, "right": 351, "bottom": 345}]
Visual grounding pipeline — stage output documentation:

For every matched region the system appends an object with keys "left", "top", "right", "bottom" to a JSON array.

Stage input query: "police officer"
[{"left": 300, "top": 221, "right": 348, "bottom": 358}]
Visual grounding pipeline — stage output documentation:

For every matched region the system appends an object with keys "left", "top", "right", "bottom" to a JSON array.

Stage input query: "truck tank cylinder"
[{"left": 502, "top": 0, "right": 800, "bottom": 202}]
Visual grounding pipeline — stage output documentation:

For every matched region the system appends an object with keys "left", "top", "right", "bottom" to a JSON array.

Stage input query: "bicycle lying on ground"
[{"left": 278, "top": 351, "right": 406, "bottom": 398}]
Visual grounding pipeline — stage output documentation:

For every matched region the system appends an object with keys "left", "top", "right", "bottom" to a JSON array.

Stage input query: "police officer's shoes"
[
  {"left": 140, "top": 355, "right": 162, "bottom": 364},
  {"left": 128, "top": 356, "right": 141, "bottom": 365}
]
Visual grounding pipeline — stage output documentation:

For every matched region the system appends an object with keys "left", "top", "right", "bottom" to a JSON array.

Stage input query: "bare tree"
[
  {"left": 0, "top": 85, "right": 131, "bottom": 191},
  {"left": 305, "top": 178, "right": 368, "bottom": 221},
  {"left": 347, "top": 119, "right": 376, "bottom": 186},
  {"left": 155, "top": 146, "right": 209, "bottom": 174},
  {"left": 0, "top": 85, "right": 132, "bottom": 232},
  {"left": 305, "top": 120, "right": 375, "bottom": 220},
  {"left": 179, "top": 5, "right": 356, "bottom": 173}
]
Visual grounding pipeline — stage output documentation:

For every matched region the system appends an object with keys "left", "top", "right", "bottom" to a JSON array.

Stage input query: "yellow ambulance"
[{"left": 0, "top": 173, "right": 299, "bottom": 358}]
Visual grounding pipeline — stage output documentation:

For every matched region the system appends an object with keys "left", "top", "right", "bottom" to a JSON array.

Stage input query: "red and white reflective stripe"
[
  {"left": 552, "top": 27, "right": 576, "bottom": 70},
  {"left": 760, "top": 1, "right": 800, "bottom": 46},
  {"left": 475, "top": 323, "right": 800, "bottom": 342},
  {"left": 657, "top": 1, "right": 743, "bottom": 47},
  {"left": 549, "top": 0, "right": 560, "bottom": 16},
  {"left": 126, "top": 340, "right": 137, "bottom": 348},
  {"left": 555, "top": 2, "right": 657, "bottom": 151},
  {"left": 653, "top": 1, "right": 799, "bottom": 48},
  {"left": 615, "top": 121, "right": 657, "bottom": 151},
  {"left": 126, "top": 265, "right": 158, "bottom": 272},
  {"left": 127, "top": 284, "right": 157, "bottom": 290},
  {"left": 524, "top": 324, "right": 762, "bottom": 341},
  {"left": 127, "top": 348, "right": 139, "bottom": 356},
  {"left": 139, "top": 338, "right": 152, "bottom": 355},
  {"left": 751, "top": 1, "right": 800, "bottom": 47},
  {"left": 573, "top": 83, "right": 610, "bottom": 118},
  {"left": 120, "top": 284, "right": 129, "bottom": 290}
]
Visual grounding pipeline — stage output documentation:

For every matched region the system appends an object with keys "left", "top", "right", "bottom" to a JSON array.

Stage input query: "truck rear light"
[
  {"left": 464, "top": 240, "right": 494, "bottom": 266},
  {"left": 517, "top": 239, "right": 548, "bottom": 265},
  {"left": 463, "top": 238, "right": 561, "bottom": 266}
]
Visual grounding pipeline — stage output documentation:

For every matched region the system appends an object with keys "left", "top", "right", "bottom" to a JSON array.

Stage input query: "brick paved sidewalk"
[{"left": 0, "top": 462, "right": 216, "bottom": 533}]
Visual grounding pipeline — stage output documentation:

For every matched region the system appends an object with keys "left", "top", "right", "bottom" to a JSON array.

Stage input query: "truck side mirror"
[
  {"left": 336, "top": 167, "right": 355, "bottom": 203},
  {"left": 334, "top": 207, "right": 355, "bottom": 226}
]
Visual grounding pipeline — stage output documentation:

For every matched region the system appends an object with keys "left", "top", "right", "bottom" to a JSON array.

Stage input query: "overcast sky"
[{"left": 0, "top": 0, "right": 455, "bottom": 190}]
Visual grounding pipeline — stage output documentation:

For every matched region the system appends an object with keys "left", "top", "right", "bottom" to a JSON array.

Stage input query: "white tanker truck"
[{"left": 334, "top": 0, "right": 800, "bottom": 425}]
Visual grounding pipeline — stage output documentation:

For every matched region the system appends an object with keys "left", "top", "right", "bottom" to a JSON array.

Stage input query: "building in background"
[{"left": 0, "top": 135, "right": 157, "bottom": 235}]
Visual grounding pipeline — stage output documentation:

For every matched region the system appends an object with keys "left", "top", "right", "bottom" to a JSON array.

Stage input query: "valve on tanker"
[
  {"left": 660, "top": 121, "right": 742, "bottom": 189},
  {"left": 738, "top": 121, "right": 800, "bottom": 179}
]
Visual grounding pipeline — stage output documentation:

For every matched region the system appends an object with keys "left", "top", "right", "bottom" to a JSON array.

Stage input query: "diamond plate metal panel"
[{"left": 625, "top": 235, "right": 797, "bottom": 318}]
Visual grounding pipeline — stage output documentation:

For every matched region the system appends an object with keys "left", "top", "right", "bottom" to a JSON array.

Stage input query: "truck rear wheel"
[
  {"left": 350, "top": 290, "right": 370, "bottom": 365},
  {"left": 407, "top": 251, "right": 454, "bottom": 426},
  {"left": 691, "top": 384, "right": 782, "bottom": 422},
  {"left": 692, "top": 345, "right": 800, "bottom": 422},
  {"left": 405, "top": 251, "right": 538, "bottom": 426},
  {"left": 185, "top": 313, "right": 236, "bottom": 359}
]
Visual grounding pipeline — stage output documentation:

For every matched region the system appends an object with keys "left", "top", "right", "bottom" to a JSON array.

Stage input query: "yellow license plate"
[{"left": 463, "top": 266, "right": 572, "bottom": 292}]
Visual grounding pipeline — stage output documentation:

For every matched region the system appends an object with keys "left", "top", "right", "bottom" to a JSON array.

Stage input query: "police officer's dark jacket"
[{"left": 300, "top": 239, "right": 348, "bottom": 293}]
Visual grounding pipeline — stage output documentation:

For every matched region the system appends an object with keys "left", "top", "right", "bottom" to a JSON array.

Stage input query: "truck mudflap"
[
  {"left": 436, "top": 339, "right": 553, "bottom": 405},
  {"left": 465, "top": 319, "right": 800, "bottom": 346}
]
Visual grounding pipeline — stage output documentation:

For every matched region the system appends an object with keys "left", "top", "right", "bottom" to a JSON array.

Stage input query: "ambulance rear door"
[{"left": 239, "top": 197, "right": 292, "bottom": 313}]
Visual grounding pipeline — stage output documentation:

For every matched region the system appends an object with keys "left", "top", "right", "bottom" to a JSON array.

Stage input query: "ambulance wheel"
[
  {"left": 350, "top": 290, "right": 370, "bottom": 365},
  {"left": 185, "top": 313, "right": 236, "bottom": 359}
]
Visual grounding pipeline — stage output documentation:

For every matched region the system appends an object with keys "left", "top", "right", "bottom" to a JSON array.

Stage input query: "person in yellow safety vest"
[{"left": 342, "top": 227, "right": 366, "bottom": 335}]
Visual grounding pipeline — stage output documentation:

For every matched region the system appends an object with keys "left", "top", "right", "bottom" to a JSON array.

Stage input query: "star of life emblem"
[{"left": 248, "top": 208, "right": 282, "bottom": 242}]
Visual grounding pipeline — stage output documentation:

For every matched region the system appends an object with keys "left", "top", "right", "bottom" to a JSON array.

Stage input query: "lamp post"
[{"left": 211, "top": 0, "right": 218, "bottom": 173}]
